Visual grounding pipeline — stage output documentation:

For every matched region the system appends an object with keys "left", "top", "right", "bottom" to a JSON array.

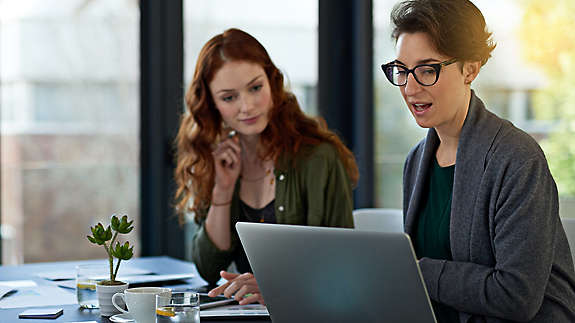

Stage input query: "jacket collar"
[{"left": 450, "top": 90, "right": 502, "bottom": 260}]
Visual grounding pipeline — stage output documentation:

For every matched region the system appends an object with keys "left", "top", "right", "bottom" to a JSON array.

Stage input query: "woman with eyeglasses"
[
  {"left": 382, "top": 0, "right": 575, "bottom": 322},
  {"left": 174, "top": 28, "right": 358, "bottom": 305}
]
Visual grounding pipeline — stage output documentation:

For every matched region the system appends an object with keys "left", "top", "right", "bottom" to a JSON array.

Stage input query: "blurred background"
[{"left": 1, "top": 0, "right": 573, "bottom": 264}]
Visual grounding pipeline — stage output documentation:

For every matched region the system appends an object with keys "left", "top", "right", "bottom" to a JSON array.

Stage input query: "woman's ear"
[{"left": 463, "top": 61, "right": 481, "bottom": 84}]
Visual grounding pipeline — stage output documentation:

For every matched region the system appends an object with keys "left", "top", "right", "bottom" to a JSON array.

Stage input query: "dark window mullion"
[
  {"left": 140, "top": 0, "right": 185, "bottom": 258},
  {"left": 319, "top": 0, "right": 374, "bottom": 208}
]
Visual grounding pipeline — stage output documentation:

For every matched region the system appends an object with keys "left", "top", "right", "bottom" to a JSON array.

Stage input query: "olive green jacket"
[{"left": 191, "top": 142, "right": 354, "bottom": 285}]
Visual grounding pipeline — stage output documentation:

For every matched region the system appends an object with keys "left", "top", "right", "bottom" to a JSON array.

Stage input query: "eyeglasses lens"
[{"left": 384, "top": 65, "right": 438, "bottom": 86}]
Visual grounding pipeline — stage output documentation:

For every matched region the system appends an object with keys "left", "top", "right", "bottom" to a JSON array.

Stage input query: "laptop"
[{"left": 236, "top": 222, "right": 437, "bottom": 323}]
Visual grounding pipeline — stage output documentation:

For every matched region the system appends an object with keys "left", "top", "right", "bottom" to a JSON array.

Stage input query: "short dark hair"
[{"left": 391, "top": 0, "right": 496, "bottom": 66}]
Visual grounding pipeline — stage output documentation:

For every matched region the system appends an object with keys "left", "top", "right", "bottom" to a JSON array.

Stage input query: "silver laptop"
[{"left": 236, "top": 222, "right": 436, "bottom": 323}]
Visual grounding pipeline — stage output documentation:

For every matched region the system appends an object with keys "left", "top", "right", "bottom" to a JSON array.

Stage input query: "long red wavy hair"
[{"left": 174, "top": 28, "right": 358, "bottom": 223}]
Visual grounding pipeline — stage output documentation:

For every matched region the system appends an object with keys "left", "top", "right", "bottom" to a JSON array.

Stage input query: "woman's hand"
[
  {"left": 212, "top": 135, "right": 242, "bottom": 195},
  {"left": 207, "top": 271, "right": 265, "bottom": 305}
]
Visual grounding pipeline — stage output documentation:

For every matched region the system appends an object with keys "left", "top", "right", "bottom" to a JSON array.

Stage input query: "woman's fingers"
[
  {"left": 233, "top": 283, "right": 258, "bottom": 300},
  {"left": 228, "top": 274, "right": 262, "bottom": 304},
  {"left": 207, "top": 271, "right": 240, "bottom": 297},
  {"left": 226, "top": 136, "right": 241, "bottom": 154},
  {"left": 214, "top": 148, "right": 238, "bottom": 169},
  {"left": 209, "top": 272, "right": 261, "bottom": 302},
  {"left": 234, "top": 283, "right": 251, "bottom": 299},
  {"left": 216, "top": 137, "right": 241, "bottom": 155},
  {"left": 239, "top": 293, "right": 263, "bottom": 305},
  {"left": 207, "top": 281, "right": 230, "bottom": 297},
  {"left": 233, "top": 277, "right": 264, "bottom": 305},
  {"left": 220, "top": 150, "right": 236, "bottom": 167},
  {"left": 222, "top": 273, "right": 257, "bottom": 299},
  {"left": 213, "top": 139, "right": 241, "bottom": 168},
  {"left": 223, "top": 279, "right": 242, "bottom": 299}
]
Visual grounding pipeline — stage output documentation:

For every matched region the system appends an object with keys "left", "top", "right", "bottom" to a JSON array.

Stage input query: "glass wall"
[
  {"left": 373, "top": 0, "right": 575, "bottom": 217},
  {"left": 0, "top": 0, "right": 140, "bottom": 264},
  {"left": 373, "top": 0, "right": 426, "bottom": 209}
]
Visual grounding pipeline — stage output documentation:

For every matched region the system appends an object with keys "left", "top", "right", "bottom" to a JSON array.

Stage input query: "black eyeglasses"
[{"left": 381, "top": 58, "right": 457, "bottom": 87}]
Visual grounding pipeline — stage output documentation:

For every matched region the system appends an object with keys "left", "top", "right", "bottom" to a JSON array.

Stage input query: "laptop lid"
[{"left": 236, "top": 222, "right": 436, "bottom": 323}]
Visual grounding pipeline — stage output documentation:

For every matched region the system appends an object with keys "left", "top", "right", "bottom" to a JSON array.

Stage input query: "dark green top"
[
  {"left": 191, "top": 142, "right": 354, "bottom": 285},
  {"left": 415, "top": 157, "right": 454, "bottom": 259},
  {"left": 415, "top": 157, "right": 458, "bottom": 323}
]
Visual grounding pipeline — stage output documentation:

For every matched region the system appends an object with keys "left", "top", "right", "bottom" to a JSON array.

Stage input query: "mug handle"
[{"left": 112, "top": 293, "right": 129, "bottom": 314}]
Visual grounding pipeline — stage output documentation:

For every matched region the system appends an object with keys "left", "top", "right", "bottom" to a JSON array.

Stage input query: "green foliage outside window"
[{"left": 519, "top": 0, "right": 575, "bottom": 196}]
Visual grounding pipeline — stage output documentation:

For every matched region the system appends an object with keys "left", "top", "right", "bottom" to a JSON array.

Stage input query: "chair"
[
  {"left": 352, "top": 208, "right": 404, "bottom": 233},
  {"left": 560, "top": 217, "right": 575, "bottom": 263}
]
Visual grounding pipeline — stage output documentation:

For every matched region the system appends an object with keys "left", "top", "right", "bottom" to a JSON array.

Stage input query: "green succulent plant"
[{"left": 87, "top": 214, "right": 134, "bottom": 285}]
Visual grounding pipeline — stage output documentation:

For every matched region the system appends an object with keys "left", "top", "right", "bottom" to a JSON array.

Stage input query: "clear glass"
[
  {"left": 76, "top": 264, "right": 108, "bottom": 309},
  {"left": 0, "top": 0, "right": 140, "bottom": 264},
  {"left": 156, "top": 292, "right": 200, "bottom": 323}
]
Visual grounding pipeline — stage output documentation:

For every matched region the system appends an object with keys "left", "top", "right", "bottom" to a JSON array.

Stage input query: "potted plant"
[{"left": 86, "top": 214, "right": 134, "bottom": 316}]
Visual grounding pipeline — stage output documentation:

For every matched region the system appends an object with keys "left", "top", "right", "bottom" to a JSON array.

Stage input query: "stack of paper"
[{"left": 0, "top": 281, "right": 76, "bottom": 309}]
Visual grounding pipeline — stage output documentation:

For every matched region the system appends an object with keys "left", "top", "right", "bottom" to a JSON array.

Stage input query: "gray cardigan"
[{"left": 403, "top": 91, "right": 575, "bottom": 322}]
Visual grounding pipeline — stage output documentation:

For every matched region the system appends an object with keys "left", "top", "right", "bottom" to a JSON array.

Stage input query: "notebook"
[{"left": 236, "top": 222, "right": 436, "bottom": 323}]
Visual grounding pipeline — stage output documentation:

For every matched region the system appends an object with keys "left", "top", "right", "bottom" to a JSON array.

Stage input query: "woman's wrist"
[
  {"left": 212, "top": 186, "right": 234, "bottom": 206},
  {"left": 211, "top": 199, "right": 232, "bottom": 206}
]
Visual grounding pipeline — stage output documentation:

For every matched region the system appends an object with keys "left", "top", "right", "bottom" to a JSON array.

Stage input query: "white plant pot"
[{"left": 96, "top": 282, "right": 129, "bottom": 316}]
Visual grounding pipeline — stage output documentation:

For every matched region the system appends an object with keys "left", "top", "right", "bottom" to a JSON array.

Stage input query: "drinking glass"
[
  {"left": 76, "top": 264, "right": 107, "bottom": 309},
  {"left": 156, "top": 292, "right": 200, "bottom": 323}
]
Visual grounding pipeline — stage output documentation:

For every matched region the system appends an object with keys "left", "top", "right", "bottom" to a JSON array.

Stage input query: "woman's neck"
[
  {"left": 434, "top": 90, "right": 471, "bottom": 167},
  {"left": 239, "top": 134, "right": 263, "bottom": 164},
  {"left": 238, "top": 133, "right": 275, "bottom": 209}
]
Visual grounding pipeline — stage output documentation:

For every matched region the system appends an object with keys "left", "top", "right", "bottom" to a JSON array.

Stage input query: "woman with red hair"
[{"left": 174, "top": 28, "right": 358, "bottom": 305}]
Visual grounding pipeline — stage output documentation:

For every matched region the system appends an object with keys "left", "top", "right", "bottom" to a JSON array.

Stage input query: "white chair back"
[
  {"left": 561, "top": 217, "right": 575, "bottom": 264},
  {"left": 353, "top": 208, "right": 404, "bottom": 233}
]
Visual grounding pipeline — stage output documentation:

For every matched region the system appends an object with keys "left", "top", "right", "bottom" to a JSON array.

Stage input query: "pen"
[
  {"left": 171, "top": 290, "right": 240, "bottom": 309},
  {"left": 199, "top": 297, "right": 238, "bottom": 310}
]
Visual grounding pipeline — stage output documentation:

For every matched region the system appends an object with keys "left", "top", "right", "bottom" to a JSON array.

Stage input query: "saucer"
[{"left": 109, "top": 313, "right": 134, "bottom": 322}]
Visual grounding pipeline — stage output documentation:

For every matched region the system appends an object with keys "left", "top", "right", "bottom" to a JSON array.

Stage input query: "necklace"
[
  {"left": 240, "top": 168, "right": 275, "bottom": 185},
  {"left": 239, "top": 161, "right": 276, "bottom": 223}
]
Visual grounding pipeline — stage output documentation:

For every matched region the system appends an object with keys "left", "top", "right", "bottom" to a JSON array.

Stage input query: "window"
[
  {"left": 0, "top": 0, "right": 140, "bottom": 264},
  {"left": 183, "top": 0, "right": 318, "bottom": 115},
  {"left": 373, "top": 0, "right": 426, "bottom": 208}
]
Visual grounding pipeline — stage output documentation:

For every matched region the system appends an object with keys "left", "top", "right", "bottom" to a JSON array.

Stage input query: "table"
[{"left": 0, "top": 256, "right": 270, "bottom": 322}]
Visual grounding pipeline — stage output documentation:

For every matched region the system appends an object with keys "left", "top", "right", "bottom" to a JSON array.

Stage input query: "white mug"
[{"left": 112, "top": 287, "right": 171, "bottom": 323}]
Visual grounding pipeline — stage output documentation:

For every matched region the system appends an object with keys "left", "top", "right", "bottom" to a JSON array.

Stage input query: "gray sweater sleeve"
[{"left": 419, "top": 156, "right": 557, "bottom": 321}]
